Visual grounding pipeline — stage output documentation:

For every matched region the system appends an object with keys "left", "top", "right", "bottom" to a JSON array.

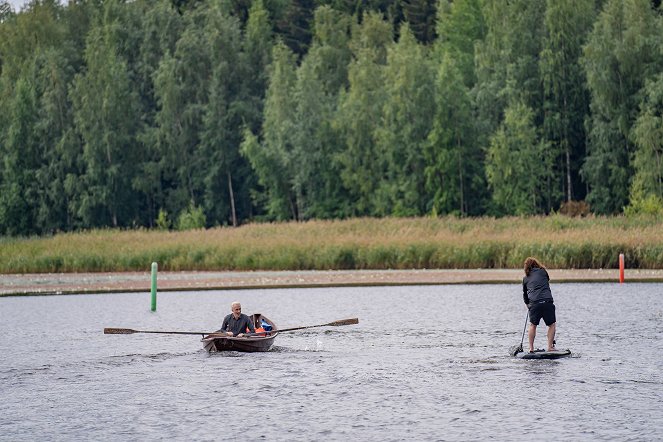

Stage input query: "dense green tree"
[
  {"left": 321, "top": 0, "right": 400, "bottom": 28},
  {"left": 241, "top": 0, "right": 273, "bottom": 135},
  {"left": 426, "top": 52, "right": 482, "bottom": 216},
  {"left": 200, "top": 4, "right": 247, "bottom": 226},
  {"left": 401, "top": 0, "right": 436, "bottom": 44},
  {"left": 630, "top": 73, "right": 663, "bottom": 205},
  {"left": 135, "top": 0, "right": 182, "bottom": 116},
  {"left": 474, "top": 0, "right": 546, "bottom": 148},
  {"left": 539, "top": 0, "right": 595, "bottom": 206},
  {"left": 241, "top": 42, "right": 299, "bottom": 220},
  {"left": 0, "top": 0, "right": 83, "bottom": 234},
  {"left": 581, "top": 0, "right": 662, "bottom": 214},
  {"left": 152, "top": 6, "right": 213, "bottom": 220},
  {"left": 132, "top": 0, "right": 183, "bottom": 226},
  {"left": 0, "top": 0, "right": 65, "bottom": 82},
  {"left": 289, "top": 6, "right": 352, "bottom": 219},
  {"left": 32, "top": 49, "right": 82, "bottom": 233},
  {"left": 276, "top": 0, "right": 314, "bottom": 56},
  {"left": 336, "top": 12, "right": 392, "bottom": 216},
  {"left": 0, "top": 77, "right": 40, "bottom": 235},
  {"left": 70, "top": 0, "right": 143, "bottom": 227},
  {"left": 374, "top": 23, "right": 433, "bottom": 216},
  {"left": 486, "top": 101, "right": 552, "bottom": 215},
  {"left": 435, "top": 0, "right": 485, "bottom": 88},
  {"left": 309, "top": 5, "right": 351, "bottom": 95}
]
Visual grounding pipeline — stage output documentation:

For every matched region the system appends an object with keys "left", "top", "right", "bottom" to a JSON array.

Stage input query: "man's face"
[{"left": 232, "top": 304, "right": 241, "bottom": 317}]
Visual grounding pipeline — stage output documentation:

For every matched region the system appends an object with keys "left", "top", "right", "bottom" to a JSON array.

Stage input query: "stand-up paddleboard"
[{"left": 517, "top": 349, "right": 571, "bottom": 359}]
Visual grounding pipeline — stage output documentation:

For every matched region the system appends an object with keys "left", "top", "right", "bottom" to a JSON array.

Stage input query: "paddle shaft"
[
  {"left": 274, "top": 318, "right": 358, "bottom": 333},
  {"left": 245, "top": 318, "right": 359, "bottom": 336},
  {"left": 105, "top": 328, "right": 223, "bottom": 336},
  {"left": 519, "top": 311, "right": 529, "bottom": 350}
]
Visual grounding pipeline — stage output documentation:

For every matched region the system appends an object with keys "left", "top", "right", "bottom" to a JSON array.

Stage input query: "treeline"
[{"left": 0, "top": 0, "right": 662, "bottom": 237}]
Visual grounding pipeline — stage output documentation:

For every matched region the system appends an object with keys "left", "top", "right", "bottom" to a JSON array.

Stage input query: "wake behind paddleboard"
[{"left": 517, "top": 349, "right": 571, "bottom": 359}]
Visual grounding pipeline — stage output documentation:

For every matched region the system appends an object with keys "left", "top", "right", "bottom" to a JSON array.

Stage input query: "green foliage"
[
  {"left": 426, "top": 50, "right": 483, "bottom": 216},
  {"left": 631, "top": 73, "right": 663, "bottom": 204},
  {"left": 336, "top": 12, "right": 392, "bottom": 216},
  {"left": 486, "top": 101, "right": 552, "bottom": 215},
  {"left": 474, "top": 0, "right": 546, "bottom": 147},
  {"left": 539, "top": 0, "right": 595, "bottom": 205},
  {"left": 241, "top": 41, "right": 298, "bottom": 220},
  {"left": 581, "top": 0, "right": 663, "bottom": 214},
  {"left": 70, "top": 2, "right": 143, "bottom": 228},
  {"left": 435, "top": 0, "right": 485, "bottom": 87},
  {"left": 2, "top": 0, "right": 663, "bottom": 238},
  {"left": 375, "top": 23, "right": 434, "bottom": 216},
  {"left": 155, "top": 209, "right": 170, "bottom": 230},
  {"left": 176, "top": 204, "right": 206, "bottom": 230},
  {"left": 242, "top": 0, "right": 273, "bottom": 134},
  {"left": 276, "top": 0, "right": 314, "bottom": 56},
  {"left": 401, "top": 0, "right": 436, "bottom": 44},
  {"left": 624, "top": 193, "right": 663, "bottom": 217}
]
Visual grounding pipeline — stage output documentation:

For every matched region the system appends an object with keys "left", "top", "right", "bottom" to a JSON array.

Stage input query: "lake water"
[{"left": 1, "top": 283, "right": 662, "bottom": 441}]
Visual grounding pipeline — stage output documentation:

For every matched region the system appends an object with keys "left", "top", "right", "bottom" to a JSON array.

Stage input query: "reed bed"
[{"left": 1, "top": 215, "right": 662, "bottom": 273}]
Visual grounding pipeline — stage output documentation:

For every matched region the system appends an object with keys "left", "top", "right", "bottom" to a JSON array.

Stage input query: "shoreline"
[{"left": 2, "top": 268, "right": 662, "bottom": 296}]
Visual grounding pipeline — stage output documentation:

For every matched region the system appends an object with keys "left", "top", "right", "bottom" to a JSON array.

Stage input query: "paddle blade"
[
  {"left": 329, "top": 318, "right": 359, "bottom": 326},
  {"left": 104, "top": 328, "right": 135, "bottom": 334},
  {"left": 508, "top": 344, "right": 523, "bottom": 357}
]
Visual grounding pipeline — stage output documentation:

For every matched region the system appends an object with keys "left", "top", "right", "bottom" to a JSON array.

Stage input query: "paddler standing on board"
[
  {"left": 523, "top": 257, "right": 557, "bottom": 353},
  {"left": 219, "top": 301, "right": 255, "bottom": 337}
]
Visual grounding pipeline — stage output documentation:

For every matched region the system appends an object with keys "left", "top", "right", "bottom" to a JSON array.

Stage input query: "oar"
[
  {"left": 509, "top": 312, "right": 529, "bottom": 356},
  {"left": 247, "top": 317, "right": 359, "bottom": 336},
  {"left": 104, "top": 328, "right": 225, "bottom": 336},
  {"left": 105, "top": 318, "right": 358, "bottom": 337},
  {"left": 279, "top": 317, "right": 358, "bottom": 332}
]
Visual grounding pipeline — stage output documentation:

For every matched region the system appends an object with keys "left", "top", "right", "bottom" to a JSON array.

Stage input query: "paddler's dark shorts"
[{"left": 529, "top": 301, "right": 556, "bottom": 326}]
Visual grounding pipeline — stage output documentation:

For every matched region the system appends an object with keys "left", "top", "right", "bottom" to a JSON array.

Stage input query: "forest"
[{"left": 0, "top": 0, "right": 662, "bottom": 237}]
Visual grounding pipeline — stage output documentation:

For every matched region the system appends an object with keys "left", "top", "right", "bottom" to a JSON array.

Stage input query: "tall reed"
[{"left": 1, "top": 215, "right": 661, "bottom": 273}]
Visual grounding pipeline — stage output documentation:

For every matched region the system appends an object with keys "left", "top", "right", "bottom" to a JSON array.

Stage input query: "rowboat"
[{"left": 201, "top": 313, "right": 278, "bottom": 353}]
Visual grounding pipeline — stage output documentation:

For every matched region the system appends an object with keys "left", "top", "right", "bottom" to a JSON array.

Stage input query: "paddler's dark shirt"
[
  {"left": 523, "top": 267, "right": 554, "bottom": 305},
  {"left": 220, "top": 313, "right": 255, "bottom": 336}
]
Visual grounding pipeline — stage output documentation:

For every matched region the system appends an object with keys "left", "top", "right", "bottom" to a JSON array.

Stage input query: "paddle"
[
  {"left": 245, "top": 317, "right": 359, "bottom": 336},
  {"left": 105, "top": 318, "right": 359, "bottom": 338},
  {"left": 104, "top": 328, "right": 225, "bottom": 336},
  {"left": 509, "top": 311, "right": 529, "bottom": 356}
]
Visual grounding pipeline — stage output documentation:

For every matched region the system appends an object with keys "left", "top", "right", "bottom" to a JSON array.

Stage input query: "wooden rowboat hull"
[{"left": 202, "top": 314, "right": 277, "bottom": 353}]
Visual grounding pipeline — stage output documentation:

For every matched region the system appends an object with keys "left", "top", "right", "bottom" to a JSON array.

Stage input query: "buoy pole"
[
  {"left": 619, "top": 253, "right": 624, "bottom": 284},
  {"left": 151, "top": 262, "right": 158, "bottom": 311}
]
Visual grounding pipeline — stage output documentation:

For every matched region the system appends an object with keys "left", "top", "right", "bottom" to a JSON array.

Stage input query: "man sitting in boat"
[{"left": 219, "top": 302, "right": 255, "bottom": 337}]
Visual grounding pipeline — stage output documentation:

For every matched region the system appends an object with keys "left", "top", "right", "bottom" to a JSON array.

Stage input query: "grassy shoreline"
[{"left": 1, "top": 216, "right": 662, "bottom": 273}]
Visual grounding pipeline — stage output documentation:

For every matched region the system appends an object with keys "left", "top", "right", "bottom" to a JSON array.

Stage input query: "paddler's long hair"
[{"left": 523, "top": 257, "right": 545, "bottom": 276}]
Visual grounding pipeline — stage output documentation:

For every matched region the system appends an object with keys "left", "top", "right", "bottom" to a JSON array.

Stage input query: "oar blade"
[
  {"left": 328, "top": 318, "right": 359, "bottom": 326},
  {"left": 104, "top": 328, "right": 135, "bottom": 334}
]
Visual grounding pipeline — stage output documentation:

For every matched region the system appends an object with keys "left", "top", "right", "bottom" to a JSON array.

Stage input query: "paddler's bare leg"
[
  {"left": 528, "top": 323, "right": 536, "bottom": 353},
  {"left": 547, "top": 323, "right": 557, "bottom": 351}
]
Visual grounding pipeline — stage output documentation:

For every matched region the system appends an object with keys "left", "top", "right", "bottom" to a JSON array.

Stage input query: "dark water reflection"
[{"left": 1, "top": 283, "right": 662, "bottom": 441}]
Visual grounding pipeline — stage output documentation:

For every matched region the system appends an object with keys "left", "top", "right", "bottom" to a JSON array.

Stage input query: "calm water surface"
[{"left": 1, "top": 283, "right": 662, "bottom": 441}]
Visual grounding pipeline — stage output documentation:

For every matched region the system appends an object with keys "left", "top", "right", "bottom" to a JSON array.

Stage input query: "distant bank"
[{"left": 2, "top": 268, "right": 663, "bottom": 296}]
